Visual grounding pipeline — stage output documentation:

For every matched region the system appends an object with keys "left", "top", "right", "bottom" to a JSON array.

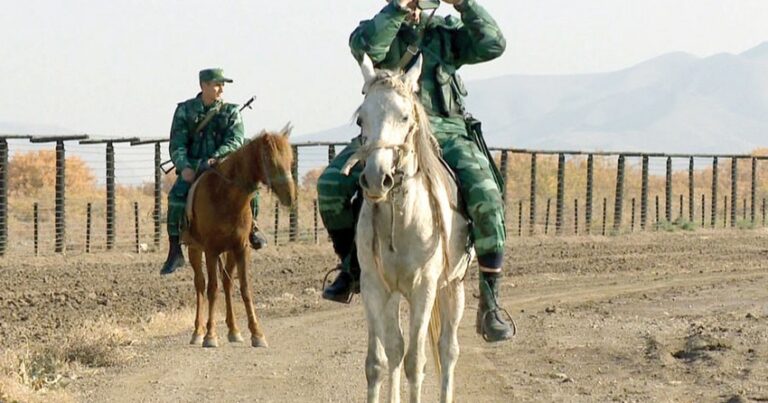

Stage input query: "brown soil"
[{"left": 2, "top": 230, "right": 768, "bottom": 402}]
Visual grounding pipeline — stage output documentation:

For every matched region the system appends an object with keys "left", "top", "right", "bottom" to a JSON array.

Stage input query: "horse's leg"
[
  {"left": 203, "top": 251, "right": 220, "bottom": 348},
  {"left": 235, "top": 247, "right": 267, "bottom": 347},
  {"left": 361, "top": 272, "right": 391, "bottom": 403},
  {"left": 189, "top": 247, "right": 205, "bottom": 345},
  {"left": 438, "top": 280, "right": 464, "bottom": 403},
  {"left": 222, "top": 252, "right": 243, "bottom": 343},
  {"left": 383, "top": 293, "right": 404, "bottom": 403},
  {"left": 403, "top": 279, "right": 438, "bottom": 403}
]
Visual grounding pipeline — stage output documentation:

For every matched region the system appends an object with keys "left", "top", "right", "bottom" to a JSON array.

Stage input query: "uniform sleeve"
[
  {"left": 169, "top": 104, "right": 192, "bottom": 171},
  {"left": 211, "top": 105, "right": 244, "bottom": 159},
  {"left": 349, "top": 2, "right": 410, "bottom": 63},
  {"left": 450, "top": 0, "right": 506, "bottom": 67}
]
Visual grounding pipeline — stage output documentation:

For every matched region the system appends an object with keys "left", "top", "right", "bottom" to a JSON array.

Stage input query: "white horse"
[{"left": 342, "top": 55, "right": 474, "bottom": 403}]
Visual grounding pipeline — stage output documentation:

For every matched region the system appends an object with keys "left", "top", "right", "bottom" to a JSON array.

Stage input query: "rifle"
[{"left": 160, "top": 96, "right": 257, "bottom": 174}]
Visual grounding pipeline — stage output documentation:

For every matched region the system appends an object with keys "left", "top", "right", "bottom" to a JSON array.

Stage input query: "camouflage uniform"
[
  {"left": 319, "top": 0, "right": 506, "bottom": 267},
  {"left": 167, "top": 95, "right": 259, "bottom": 237},
  {"left": 319, "top": 0, "right": 514, "bottom": 342}
]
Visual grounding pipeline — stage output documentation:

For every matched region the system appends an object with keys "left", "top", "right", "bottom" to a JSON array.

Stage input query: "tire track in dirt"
[{"left": 77, "top": 265, "right": 767, "bottom": 402}]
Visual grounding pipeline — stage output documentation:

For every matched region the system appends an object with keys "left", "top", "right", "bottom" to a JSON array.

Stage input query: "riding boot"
[
  {"left": 322, "top": 229, "right": 360, "bottom": 304},
  {"left": 249, "top": 220, "right": 268, "bottom": 250},
  {"left": 476, "top": 271, "right": 515, "bottom": 342},
  {"left": 160, "top": 236, "right": 185, "bottom": 275}
]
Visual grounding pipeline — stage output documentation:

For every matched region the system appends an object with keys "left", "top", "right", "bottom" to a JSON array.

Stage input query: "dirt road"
[{"left": 2, "top": 231, "right": 768, "bottom": 402}]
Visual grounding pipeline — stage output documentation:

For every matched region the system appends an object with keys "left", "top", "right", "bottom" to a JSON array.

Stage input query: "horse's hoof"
[
  {"left": 251, "top": 336, "right": 268, "bottom": 348},
  {"left": 228, "top": 332, "right": 245, "bottom": 343},
  {"left": 190, "top": 334, "right": 204, "bottom": 345},
  {"left": 203, "top": 337, "right": 219, "bottom": 348}
]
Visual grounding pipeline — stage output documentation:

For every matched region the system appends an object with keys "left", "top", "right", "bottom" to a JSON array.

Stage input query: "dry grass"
[{"left": 0, "top": 309, "right": 194, "bottom": 402}]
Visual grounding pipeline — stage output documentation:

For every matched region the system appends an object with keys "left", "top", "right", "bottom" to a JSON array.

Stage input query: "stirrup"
[
  {"left": 479, "top": 307, "right": 517, "bottom": 342},
  {"left": 321, "top": 266, "right": 342, "bottom": 292}
]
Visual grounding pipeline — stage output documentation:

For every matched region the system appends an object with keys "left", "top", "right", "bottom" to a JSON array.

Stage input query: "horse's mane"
[
  {"left": 364, "top": 71, "right": 455, "bottom": 281},
  {"left": 218, "top": 129, "right": 292, "bottom": 188},
  {"left": 364, "top": 72, "right": 453, "bottom": 200}
]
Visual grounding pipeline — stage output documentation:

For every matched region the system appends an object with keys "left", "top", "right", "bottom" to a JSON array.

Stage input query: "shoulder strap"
[
  {"left": 193, "top": 103, "right": 223, "bottom": 134},
  {"left": 397, "top": 8, "right": 438, "bottom": 70}
]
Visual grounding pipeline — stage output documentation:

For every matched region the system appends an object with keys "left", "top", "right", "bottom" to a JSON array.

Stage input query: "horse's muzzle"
[{"left": 360, "top": 171, "right": 394, "bottom": 202}]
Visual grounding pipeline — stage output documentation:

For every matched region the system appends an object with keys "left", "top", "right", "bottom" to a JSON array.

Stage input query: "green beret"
[{"left": 199, "top": 68, "right": 233, "bottom": 83}]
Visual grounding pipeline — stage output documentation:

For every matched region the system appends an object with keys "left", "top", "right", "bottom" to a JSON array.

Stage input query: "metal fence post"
[
  {"left": 86, "top": 202, "right": 92, "bottom": 253},
  {"left": 55, "top": 140, "right": 65, "bottom": 253},
  {"left": 711, "top": 157, "right": 718, "bottom": 228},
  {"left": 34, "top": 202, "right": 39, "bottom": 256},
  {"left": 751, "top": 157, "right": 757, "bottom": 224},
  {"left": 328, "top": 145, "right": 336, "bottom": 164},
  {"left": 289, "top": 145, "right": 299, "bottom": 242},
  {"left": 631, "top": 198, "right": 636, "bottom": 232},
  {"left": 529, "top": 153, "right": 537, "bottom": 235},
  {"left": 154, "top": 142, "right": 161, "bottom": 248},
  {"left": 573, "top": 199, "right": 579, "bottom": 235},
  {"left": 613, "top": 154, "right": 625, "bottom": 231},
  {"left": 0, "top": 139, "right": 7, "bottom": 256},
  {"left": 134, "top": 202, "right": 140, "bottom": 253},
  {"left": 688, "top": 156, "right": 695, "bottom": 223},
  {"left": 701, "top": 194, "right": 705, "bottom": 228},
  {"left": 555, "top": 153, "right": 565, "bottom": 235},
  {"left": 500, "top": 151, "right": 509, "bottom": 205},
  {"left": 665, "top": 156, "right": 672, "bottom": 222},
  {"left": 544, "top": 198, "right": 551, "bottom": 235},
  {"left": 586, "top": 154, "right": 594, "bottom": 234},
  {"left": 313, "top": 199, "right": 319, "bottom": 244},
  {"left": 273, "top": 201, "right": 280, "bottom": 246},
  {"left": 106, "top": 141, "right": 115, "bottom": 250},
  {"left": 601, "top": 197, "right": 607, "bottom": 236},
  {"left": 731, "top": 157, "right": 738, "bottom": 227},
  {"left": 641, "top": 155, "right": 649, "bottom": 230},
  {"left": 517, "top": 201, "right": 523, "bottom": 237}
]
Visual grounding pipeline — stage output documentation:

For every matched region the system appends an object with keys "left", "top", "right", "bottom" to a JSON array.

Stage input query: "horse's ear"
[
  {"left": 402, "top": 55, "right": 422, "bottom": 93},
  {"left": 281, "top": 121, "right": 293, "bottom": 138},
  {"left": 360, "top": 54, "right": 376, "bottom": 94}
]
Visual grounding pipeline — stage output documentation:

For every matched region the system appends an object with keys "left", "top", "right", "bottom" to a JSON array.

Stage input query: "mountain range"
[{"left": 297, "top": 42, "right": 768, "bottom": 154}]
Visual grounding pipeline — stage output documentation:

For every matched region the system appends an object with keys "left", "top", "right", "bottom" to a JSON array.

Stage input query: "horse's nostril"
[{"left": 382, "top": 174, "right": 393, "bottom": 189}]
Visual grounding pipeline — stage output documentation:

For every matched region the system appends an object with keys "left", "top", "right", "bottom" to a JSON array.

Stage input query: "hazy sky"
[{"left": 2, "top": 0, "right": 768, "bottom": 138}]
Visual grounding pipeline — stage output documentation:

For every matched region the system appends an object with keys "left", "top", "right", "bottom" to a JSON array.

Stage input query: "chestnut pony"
[{"left": 182, "top": 124, "right": 296, "bottom": 348}]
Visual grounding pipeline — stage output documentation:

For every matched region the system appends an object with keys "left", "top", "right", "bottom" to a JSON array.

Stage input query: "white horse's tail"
[{"left": 428, "top": 291, "right": 442, "bottom": 378}]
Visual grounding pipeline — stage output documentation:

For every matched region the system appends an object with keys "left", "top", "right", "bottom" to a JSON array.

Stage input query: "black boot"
[
  {"left": 160, "top": 236, "right": 185, "bottom": 275},
  {"left": 322, "top": 229, "right": 360, "bottom": 304},
  {"left": 249, "top": 220, "right": 268, "bottom": 250},
  {"left": 476, "top": 272, "right": 516, "bottom": 342}
]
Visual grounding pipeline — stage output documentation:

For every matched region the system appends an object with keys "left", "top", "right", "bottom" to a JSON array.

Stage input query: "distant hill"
[{"left": 297, "top": 42, "right": 768, "bottom": 154}]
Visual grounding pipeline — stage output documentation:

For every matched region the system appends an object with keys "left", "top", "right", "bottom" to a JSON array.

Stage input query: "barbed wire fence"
[{"left": 0, "top": 134, "right": 766, "bottom": 257}]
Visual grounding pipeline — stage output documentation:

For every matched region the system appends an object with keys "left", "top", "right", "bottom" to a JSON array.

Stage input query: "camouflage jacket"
[
  {"left": 169, "top": 93, "right": 244, "bottom": 172},
  {"left": 349, "top": 0, "right": 505, "bottom": 134}
]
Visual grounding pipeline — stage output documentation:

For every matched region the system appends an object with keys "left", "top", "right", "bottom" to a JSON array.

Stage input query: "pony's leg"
[
  {"left": 361, "top": 274, "right": 390, "bottom": 403},
  {"left": 222, "top": 252, "right": 243, "bottom": 343},
  {"left": 404, "top": 280, "right": 438, "bottom": 403},
  {"left": 189, "top": 247, "right": 205, "bottom": 345},
  {"left": 203, "top": 251, "right": 220, "bottom": 348},
  {"left": 235, "top": 247, "right": 268, "bottom": 347},
  {"left": 438, "top": 281, "right": 464, "bottom": 403}
]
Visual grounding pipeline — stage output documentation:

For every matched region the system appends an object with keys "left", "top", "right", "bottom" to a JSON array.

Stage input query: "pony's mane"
[{"left": 219, "top": 129, "right": 292, "bottom": 187}]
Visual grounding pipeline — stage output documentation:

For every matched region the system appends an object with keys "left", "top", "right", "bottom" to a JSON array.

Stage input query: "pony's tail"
[{"left": 428, "top": 293, "right": 442, "bottom": 378}]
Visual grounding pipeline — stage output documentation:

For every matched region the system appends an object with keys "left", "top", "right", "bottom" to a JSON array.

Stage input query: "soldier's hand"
[
  {"left": 207, "top": 158, "right": 218, "bottom": 167},
  {"left": 396, "top": 0, "right": 416, "bottom": 10},
  {"left": 181, "top": 167, "right": 195, "bottom": 183}
]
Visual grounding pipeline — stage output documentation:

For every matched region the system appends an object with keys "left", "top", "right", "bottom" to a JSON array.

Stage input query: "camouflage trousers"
[
  {"left": 166, "top": 177, "right": 260, "bottom": 237},
  {"left": 317, "top": 124, "right": 506, "bottom": 267}
]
